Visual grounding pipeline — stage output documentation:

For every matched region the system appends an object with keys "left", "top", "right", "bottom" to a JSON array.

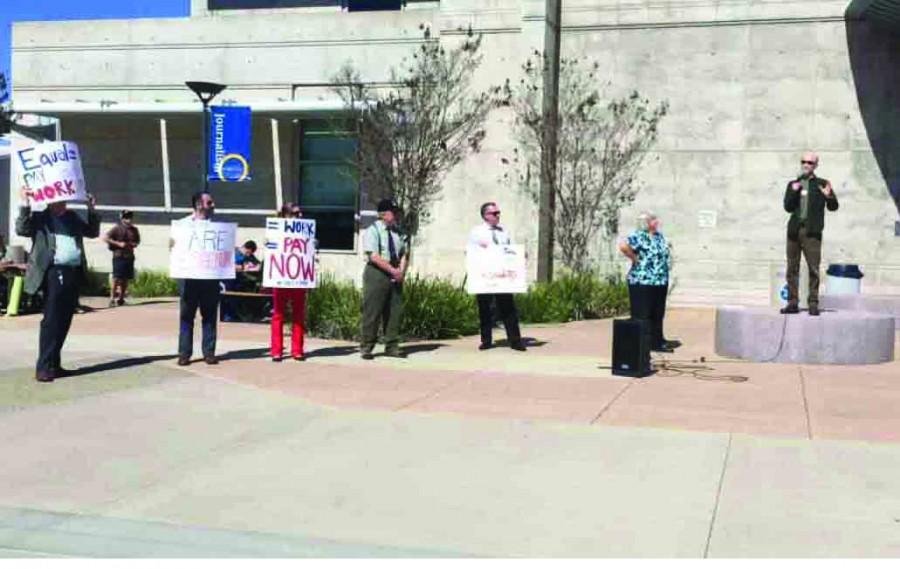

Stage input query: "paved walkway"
[{"left": 0, "top": 300, "right": 898, "bottom": 557}]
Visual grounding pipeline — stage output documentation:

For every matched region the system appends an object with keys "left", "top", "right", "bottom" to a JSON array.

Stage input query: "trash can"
[{"left": 825, "top": 264, "right": 864, "bottom": 295}]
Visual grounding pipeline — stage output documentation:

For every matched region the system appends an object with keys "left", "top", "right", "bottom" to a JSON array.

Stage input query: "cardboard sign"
[
  {"left": 169, "top": 219, "right": 237, "bottom": 280},
  {"left": 263, "top": 217, "right": 317, "bottom": 288},
  {"left": 15, "top": 141, "right": 88, "bottom": 205},
  {"left": 466, "top": 244, "right": 528, "bottom": 294}
]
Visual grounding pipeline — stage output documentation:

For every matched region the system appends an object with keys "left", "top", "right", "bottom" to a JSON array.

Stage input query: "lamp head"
[{"left": 185, "top": 81, "right": 227, "bottom": 104}]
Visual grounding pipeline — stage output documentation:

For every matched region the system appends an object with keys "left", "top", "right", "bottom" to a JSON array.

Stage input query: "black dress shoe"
[
  {"left": 510, "top": 342, "right": 527, "bottom": 352},
  {"left": 361, "top": 353, "right": 375, "bottom": 361},
  {"left": 176, "top": 356, "right": 191, "bottom": 366},
  {"left": 293, "top": 355, "right": 306, "bottom": 362},
  {"left": 478, "top": 343, "right": 493, "bottom": 351},
  {"left": 808, "top": 306, "right": 821, "bottom": 316},
  {"left": 271, "top": 356, "right": 283, "bottom": 363},
  {"left": 204, "top": 355, "right": 219, "bottom": 365},
  {"left": 35, "top": 371, "right": 55, "bottom": 383},
  {"left": 780, "top": 305, "right": 800, "bottom": 314}
]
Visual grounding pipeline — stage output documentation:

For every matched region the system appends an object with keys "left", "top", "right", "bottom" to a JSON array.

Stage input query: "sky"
[{"left": 0, "top": 0, "right": 191, "bottom": 99}]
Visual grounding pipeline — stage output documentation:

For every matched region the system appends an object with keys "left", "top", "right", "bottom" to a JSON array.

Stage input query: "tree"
[
  {"left": 332, "top": 27, "right": 503, "bottom": 247},
  {"left": 503, "top": 54, "right": 669, "bottom": 273}
]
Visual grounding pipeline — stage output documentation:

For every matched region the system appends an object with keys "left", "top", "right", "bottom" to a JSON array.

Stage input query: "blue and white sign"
[
  {"left": 208, "top": 105, "right": 251, "bottom": 182},
  {"left": 0, "top": 71, "right": 9, "bottom": 103}
]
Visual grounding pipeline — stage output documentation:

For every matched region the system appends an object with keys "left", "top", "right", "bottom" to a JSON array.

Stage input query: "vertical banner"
[
  {"left": 14, "top": 141, "right": 88, "bottom": 205},
  {"left": 466, "top": 244, "right": 528, "bottom": 294},
  {"left": 169, "top": 219, "right": 237, "bottom": 280},
  {"left": 208, "top": 105, "right": 252, "bottom": 182},
  {"left": 263, "top": 217, "right": 317, "bottom": 288},
  {"left": 0, "top": 71, "right": 9, "bottom": 103}
]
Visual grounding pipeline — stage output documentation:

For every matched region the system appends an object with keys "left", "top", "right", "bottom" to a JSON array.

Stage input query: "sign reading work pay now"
[{"left": 263, "top": 217, "right": 317, "bottom": 288}]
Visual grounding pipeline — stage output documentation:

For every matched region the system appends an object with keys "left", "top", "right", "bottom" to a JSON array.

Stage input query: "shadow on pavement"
[
  {"left": 63, "top": 354, "right": 177, "bottom": 378},
  {"left": 399, "top": 343, "right": 446, "bottom": 356},
  {"left": 219, "top": 348, "right": 270, "bottom": 361},
  {"left": 305, "top": 346, "right": 359, "bottom": 359}
]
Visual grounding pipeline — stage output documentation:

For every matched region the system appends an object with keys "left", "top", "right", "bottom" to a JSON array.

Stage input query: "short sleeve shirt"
[
  {"left": 626, "top": 230, "right": 670, "bottom": 286},
  {"left": 363, "top": 220, "right": 406, "bottom": 263},
  {"left": 48, "top": 213, "right": 83, "bottom": 267}
]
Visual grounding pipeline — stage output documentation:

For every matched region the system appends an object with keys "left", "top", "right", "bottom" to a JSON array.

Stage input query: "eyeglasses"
[
  {"left": 801, "top": 160, "right": 817, "bottom": 166},
  {"left": 290, "top": 210, "right": 302, "bottom": 216}
]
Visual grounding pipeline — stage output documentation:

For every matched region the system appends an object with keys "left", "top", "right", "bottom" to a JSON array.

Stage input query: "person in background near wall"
[
  {"left": 360, "top": 198, "right": 408, "bottom": 360},
  {"left": 220, "top": 240, "right": 261, "bottom": 322},
  {"left": 16, "top": 187, "right": 100, "bottom": 382},
  {"left": 177, "top": 192, "right": 221, "bottom": 366},
  {"left": 468, "top": 201, "right": 526, "bottom": 352},
  {"left": 619, "top": 212, "right": 681, "bottom": 354},
  {"left": 270, "top": 202, "right": 308, "bottom": 362},
  {"left": 781, "top": 152, "right": 839, "bottom": 316},
  {"left": 102, "top": 209, "right": 141, "bottom": 307}
]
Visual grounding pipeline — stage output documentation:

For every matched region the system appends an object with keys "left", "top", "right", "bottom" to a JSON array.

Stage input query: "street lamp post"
[{"left": 185, "top": 81, "right": 227, "bottom": 193}]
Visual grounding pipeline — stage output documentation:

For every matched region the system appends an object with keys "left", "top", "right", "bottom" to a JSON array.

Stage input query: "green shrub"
[
  {"left": 306, "top": 274, "right": 362, "bottom": 340},
  {"left": 517, "top": 272, "right": 629, "bottom": 324},
  {"left": 130, "top": 270, "right": 179, "bottom": 298},
  {"left": 401, "top": 275, "right": 479, "bottom": 340},
  {"left": 81, "top": 267, "right": 110, "bottom": 297}
]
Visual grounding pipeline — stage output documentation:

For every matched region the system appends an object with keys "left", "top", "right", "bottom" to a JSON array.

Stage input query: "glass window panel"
[
  {"left": 302, "top": 210, "right": 355, "bottom": 251},
  {"left": 300, "top": 164, "right": 357, "bottom": 209},
  {"left": 301, "top": 136, "right": 357, "bottom": 162}
]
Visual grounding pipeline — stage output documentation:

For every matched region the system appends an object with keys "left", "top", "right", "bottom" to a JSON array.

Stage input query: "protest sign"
[
  {"left": 466, "top": 244, "right": 528, "bottom": 294},
  {"left": 169, "top": 219, "right": 237, "bottom": 280},
  {"left": 263, "top": 217, "right": 317, "bottom": 288},
  {"left": 14, "top": 141, "right": 87, "bottom": 205}
]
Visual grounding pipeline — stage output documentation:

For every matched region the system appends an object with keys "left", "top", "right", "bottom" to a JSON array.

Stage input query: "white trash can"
[{"left": 825, "top": 264, "right": 863, "bottom": 295}]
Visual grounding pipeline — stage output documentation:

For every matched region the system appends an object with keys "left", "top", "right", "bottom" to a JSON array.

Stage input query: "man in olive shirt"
[
  {"left": 360, "top": 198, "right": 408, "bottom": 360},
  {"left": 16, "top": 188, "right": 100, "bottom": 382},
  {"left": 782, "top": 152, "right": 839, "bottom": 316}
]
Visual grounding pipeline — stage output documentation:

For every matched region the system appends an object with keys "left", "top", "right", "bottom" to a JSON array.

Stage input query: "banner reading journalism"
[
  {"left": 208, "top": 105, "right": 252, "bottom": 182},
  {"left": 466, "top": 244, "right": 528, "bottom": 295},
  {"left": 263, "top": 217, "right": 317, "bottom": 288},
  {"left": 14, "top": 141, "right": 87, "bottom": 205},
  {"left": 169, "top": 219, "right": 237, "bottom": 280}
]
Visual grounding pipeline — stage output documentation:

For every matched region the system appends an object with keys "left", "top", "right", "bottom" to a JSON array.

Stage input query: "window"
[{"left": 298, "top": 120, "right": 358, "bottom": 251}]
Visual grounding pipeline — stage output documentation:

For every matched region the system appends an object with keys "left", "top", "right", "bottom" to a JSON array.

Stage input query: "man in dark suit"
[
  {"left": 16, "top": 188, "right": 100, "bottom": 382},
  {"left": 782, "top": 152, "right": 839, "bottom": 316}
]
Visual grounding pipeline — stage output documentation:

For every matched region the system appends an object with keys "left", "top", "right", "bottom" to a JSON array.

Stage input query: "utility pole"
[{"left": 537, "top": 0, "right": 561, "bottom": 283}]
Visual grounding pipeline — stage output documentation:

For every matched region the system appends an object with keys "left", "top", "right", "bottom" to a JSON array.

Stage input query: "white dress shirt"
[{"left": 468, "top": 222, "right": 512, "bottom": 248}]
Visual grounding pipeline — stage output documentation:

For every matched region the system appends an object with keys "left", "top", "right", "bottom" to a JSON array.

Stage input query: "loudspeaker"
[{"left": 612, "top": 319, "right": 651, "bottom": 378}]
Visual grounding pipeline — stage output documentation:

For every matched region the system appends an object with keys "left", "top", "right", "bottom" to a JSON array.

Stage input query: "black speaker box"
[{"left": 612, "top": 319, "right": 652, "bottom": 378}]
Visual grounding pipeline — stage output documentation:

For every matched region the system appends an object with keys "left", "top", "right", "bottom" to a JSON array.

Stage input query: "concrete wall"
[{"left": 9, "top": 0, "right": 900, "bottom": 301}]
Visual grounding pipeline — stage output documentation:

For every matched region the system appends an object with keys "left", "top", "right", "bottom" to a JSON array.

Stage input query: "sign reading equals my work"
[{"left": 208, "top": 105, "right": 252, "bottom": 182}]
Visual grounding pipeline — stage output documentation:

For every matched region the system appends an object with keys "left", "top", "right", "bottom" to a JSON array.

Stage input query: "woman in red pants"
[{"left": 270, "top": 203, "right": 307, "bottom": 362}]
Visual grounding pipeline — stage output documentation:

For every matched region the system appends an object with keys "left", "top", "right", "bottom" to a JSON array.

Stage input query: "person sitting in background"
[
  {"left": 102, "top": 210, "right": 141, "bottom": 307},
  {"left": 220, "top": 240, "right": 261, "bottom": 322},
  {"left": 269, "top": 203, "right": 308, "bottom": 362},
  {"left": 618, "top": 211, "right": 680, "bottom": 354}
]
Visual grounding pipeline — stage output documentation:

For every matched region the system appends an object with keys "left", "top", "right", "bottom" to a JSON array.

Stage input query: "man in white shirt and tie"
[{"left": 468, "top": 202, "right": 525, "bottom": 352}]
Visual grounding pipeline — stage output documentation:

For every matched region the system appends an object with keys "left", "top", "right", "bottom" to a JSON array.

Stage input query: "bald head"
[{"left": 800, "top": 152, "right": 819, "bottom": 177}]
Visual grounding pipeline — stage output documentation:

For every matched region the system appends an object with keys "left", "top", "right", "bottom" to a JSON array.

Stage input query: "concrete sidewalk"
[{"left": 0, "top": 300, "right": 898, "bottom": 557}]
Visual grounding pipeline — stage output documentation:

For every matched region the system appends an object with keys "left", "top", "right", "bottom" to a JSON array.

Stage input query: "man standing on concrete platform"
[
  {"left": 16, "top": 187, "right": 100, "bottom": 382},
  {"left": 468, "top": 201, "right": 526, "bottom": 352},
  {"left": 176, "top": 192, "right": 222, "bottom": 366},
  {"left": 359, "top": 198, "right": 408, "bottom": 360},
  {"left": 782, "top": 152, "right": 839, "bottom": 316}
]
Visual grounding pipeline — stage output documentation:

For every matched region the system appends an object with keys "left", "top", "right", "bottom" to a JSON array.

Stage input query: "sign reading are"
[
  {"left": 263, "top": 217, "right": 317, "bottom": 288},
  {"left": 466, "top": 244, "right": 528, "bottom": 295},
  {"left": 15, "top": 141, "right": 88, "bottom": 205},
  {"left": 169, "top": 219, "right": 237, "bottom": 280}
]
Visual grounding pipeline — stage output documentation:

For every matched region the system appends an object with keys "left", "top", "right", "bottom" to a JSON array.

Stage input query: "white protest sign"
[
  {"left": 263, "top": 217, "right": 317, "bottom": 288},
  {"left": 169, "top": 219, "right": 237, "bottom": 280},
  {"left": 466, "top": 244, "right": 528, "bottom": 294},
  {"left": 14, "top": 141, "right": 88, "bottom": 205}
]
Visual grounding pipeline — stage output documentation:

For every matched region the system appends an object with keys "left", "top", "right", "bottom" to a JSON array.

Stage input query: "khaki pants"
[
  {"left": 786, "top": 225, "right": 822, "bottom": 308},
  {"left": 360, "top": 264, "right": 403, "bottom": 355}
]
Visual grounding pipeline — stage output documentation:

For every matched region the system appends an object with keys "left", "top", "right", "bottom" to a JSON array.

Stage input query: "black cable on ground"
[{"left": 651, "top": 357, "right": 750, "bottom": 383}]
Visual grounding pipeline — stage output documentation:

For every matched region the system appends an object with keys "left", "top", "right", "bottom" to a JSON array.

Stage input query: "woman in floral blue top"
[{"left": 619, "top": 212, "right": 680, "bottom": 353}]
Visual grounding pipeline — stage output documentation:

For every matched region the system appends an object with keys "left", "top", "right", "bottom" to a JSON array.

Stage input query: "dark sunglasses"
[
  {"left": 486, "top": 211, "right": 501, "bottom": 216},
  {"left": 801, "top": 160, "right": 817, "bottom": 165}
]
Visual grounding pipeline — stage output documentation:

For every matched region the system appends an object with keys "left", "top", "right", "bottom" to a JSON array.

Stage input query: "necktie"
[
  {"left": 387, "top": 229, "right": 398, "bottom": 266},
  {"left": 491, "top": 226, "right": 500, "bottom": 245}
]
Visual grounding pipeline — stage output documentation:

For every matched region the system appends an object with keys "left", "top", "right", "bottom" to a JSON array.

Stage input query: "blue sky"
[{"left": 1, "top": 0, "right": 191, "bottom": 98}]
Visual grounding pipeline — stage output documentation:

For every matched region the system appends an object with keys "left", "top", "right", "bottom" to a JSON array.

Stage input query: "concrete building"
[{"left": 5, "top": 0, "right": 900, "bottom": 302}]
